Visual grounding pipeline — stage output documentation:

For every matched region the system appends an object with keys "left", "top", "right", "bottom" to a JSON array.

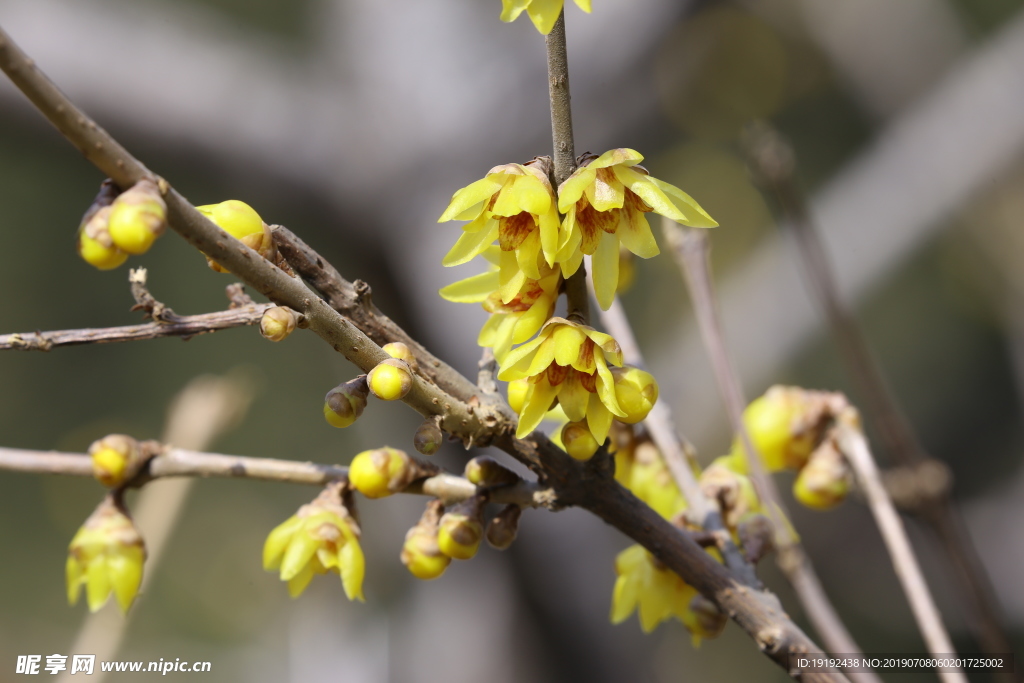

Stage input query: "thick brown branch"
[{"left": 0, "top": 26, "right": 842, "bottom": 680}]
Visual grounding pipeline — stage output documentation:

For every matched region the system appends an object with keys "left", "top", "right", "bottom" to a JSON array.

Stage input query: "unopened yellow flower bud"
[
  {"left": 107, "top": 179, "right": 167, "bottom": 255},
  {"left": 793, "top": 440, "right": 850, "bottom": 511},
  {"left": 260, "top": 306, "right": 300, "bottom": 342},
  {"left": 401, "top": 501, "right": 451, "bottom": 580},
  {"left": 611, "top": 366, "right": 659, "bottom": 424},
  {"left": 413, "top": 417, "right": 443, "bottom": 455},
  {"left": 197, "top": 199, "right": 275, "bottom": 272},
  {"left": 382, "top": 341, "right": 420, "bottom": 372},
  {"left": 323, "top": 376, "right": 370, "bottom": 429},
  {"left": 464, "top": 456, "right": 520, "bottom": 487},
  {"left": 506, "top": 378, "right": 529, "bottom": 415},
  {"left": 561, "top": 420, "right": 600, "bottom": 461},
  {"left": 367, "top": 358, "right": 413, "bottom": 401},
  {"left": 77, "top": 206, "right": 127, "bottom": 271},
  {"left": 88, "top": 434, "right": 144, "bottom": 488},
  {"left": 66, "top": 496, "right": 146, "bottom": 613},
  {"left": 486, "top": 504, "right": 522, "bottom": 550},
  {"left": 438, "top": 500, "right": 484, "bottom": 560},
  {"left": 348, "top": 447, "right": 421, "bottom": 499}
]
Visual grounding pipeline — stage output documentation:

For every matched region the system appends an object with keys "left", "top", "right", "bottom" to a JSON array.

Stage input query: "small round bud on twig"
[
  {"left": 464, "top": 456, "right": 520, "bottom": 487},
  {"left": 107, "top": 179, "right": 167, "bottom": 255},
  {"left": 196, "top": 200, "right": 276, "bottom": 272},
  {"left": 259, "top": 306, "right": 300, "bottom": 342},
  {"left": 736, "top": 513, "right": 774, "bottom": 564},
  {"left": 88, "top": 434, "right": 145, "bottom": 488},
  {"left": 77, "top": 206, "right": 127, "bottom": 271},
  {"left": 401, "top": 500, "right": 451, "bottom": 580},
  {"left": 793, "top": 437, "right": 851, "bottom": 510},
  {"left": 349, "top": 447, "right": 434, "bottom": 498},
  {"left": 382, "top": 341, "right": 419, "bottom": 372},
  {"left": 485, "top": 504, "right": 522, "bottom": 550},
  {"left": 367, "top": 358, "right": 414, "bottom": 401},
  {"left": 561, "top": 420, "right": 600, "bottom": 461},
  {"left": 438, "top": 498, "right": 485, "bottom": 560},
  {"left": 413, "top": 416, "right": 443, "bottom": 455},
  {"left": 323, "top": 376, "right": 370, "bottom": 429}
]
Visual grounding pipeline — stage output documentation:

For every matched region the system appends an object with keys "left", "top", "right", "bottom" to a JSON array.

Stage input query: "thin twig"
[
  {"left": 544, "top": 9, "right": 589, "bottom": 326},
  {"left": 0, "top": 445, "right": 551, "bottom": 509},
  {"left": 838, "top": 425, "right": 968, "bottom": 683},
  {"left": 0, "top": 26, "right": 844, "bottom": 679},
  {"left": 597, "top": 294, "right": 760, "bottom": 587},
  {"left": 743, "top": 121, "right": 1014, "bottom": 668},
  {"left": 663, "top": 220, "right": 878, "bottom": 680}
]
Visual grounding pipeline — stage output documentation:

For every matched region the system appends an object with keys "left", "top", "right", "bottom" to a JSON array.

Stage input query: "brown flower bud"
[
  {"left": 485, "top": 504, "right": 522, "bottom": 550},
  {"left": 259, "top": 306, "right": 300, "bottom": 342},
  {"left": 464, "top": 456, "right": 520, "bottom": 488},
  {"left": 413, "top": 417, "right": 443, "bottom": 456},
  {"left": 323, "top": 376, "right": 370, "bottom": 429}
]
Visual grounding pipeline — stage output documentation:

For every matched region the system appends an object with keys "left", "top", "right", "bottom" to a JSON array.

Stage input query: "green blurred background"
[{"left": 2, "top": 0, "right": 1024, "bottom": 680}]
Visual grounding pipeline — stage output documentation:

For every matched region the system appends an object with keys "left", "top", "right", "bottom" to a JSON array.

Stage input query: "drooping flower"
[
  {"left": 618, "top": 438, "right": 688, "bottom": 521},
  {"left": 439, "top": 158, "right": 561, "bottom": 303},
  {"left": 610, "top": 544, "right": 698, "bottom": 633},
  {"left": 66, "top": 496, "right": 146, "bottom": 613},
  {"left": 440, "top": 247, "right": 561, "bottom": 362},
  {"left": 262, "top": 482, "right": 365, "bottom": 601},
  {"left": 500, "top": 0, "right": 592, "bottom": 35},
  {"left": 497, "top": 318, "right": 624, "bottom": 444},
  {"left": 556, "top": 148, "right": 717, "bottom": 309}
]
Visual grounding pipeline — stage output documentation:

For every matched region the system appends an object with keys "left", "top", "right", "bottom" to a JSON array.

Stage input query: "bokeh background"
[{"left": 1, "top": 0, "right": 1024, "bottom": 680}]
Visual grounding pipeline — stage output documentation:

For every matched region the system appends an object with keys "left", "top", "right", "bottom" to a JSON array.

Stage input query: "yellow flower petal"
[
  {"left": 497, "top": 333, "right": 548, "bottom": 380},
  {"left": 612, "top": 166, "right": 686, "bottom": 222},
  {"left": 86, "top": 557, "right": 111, "bottom": 612},
  {"left": 263, "top": 515, "right": 303, "bottom": 571},
  {"left": 513, "top": 296, "right": 553, "bottom": 345},
  {"left": 108, "top": 548, "right": 143, "bottom": 613},
  {"left": 610, "top": 575, "right": 639, "bottom": 624},
  {"left": 590, "top": 148, "right": 644, "bottom": 169},
  {"left": 439, "top": 271, "right": 500, "bottom": 303},
  {"left": 500, "top": 0, "right": 530, "bottom": 22},
  {"left": 552, "top": 324, "right": 586, "bottom": 367},
  {"left": 586, "top": 169, "right": 625, "bottom": 212},
  {"left": 443, "top": 221, "right": 499, "bottom": 267},
  {"left": 557, "top": 167, "right": 597, "bottom": 212},
  {"left": 490, "top": 314, "right": 520, "bottom": 363},
  {"left": 280, "top": 531, "right": 319, "bottom": 582},
  {"left": 66, "top": 557, "right": 83, "bottom": 606},
  {"left": 617, "top": 207, "right": 660, "bottom": 259},
  {"left": 525, "top": 335, "right": 559, "bottom": 377},
  {"left": 287, "top": 562, "right": 316, "bottom": 598},
  {"left": 439, "top": 177, "right": 503, "bottom": 222},
  {"left": 526, "top": 0, "right": 564, "bottom": 34},
  {"left": 574, "top": 0, "right": 592, "bottom": 11},
  {"left": 557, "top": 372, "right": 590, "bottom": 422},
  {"left": 592, "top": 229, "right": 620, "bottom": 311},
  {"left": 340, "top": 540, "right": 366, "bottom": 602},
  {"left": 507, "top": 174, "right": 552, "bottom": 216},
  {"left": 515, "top": 229, "right": 543, "bottom": 280},
  {"left": 596, "top": 358, "right": 626, "bottom": 417},
  {"left": 498, "top": 250, "right": 527, "bottom": 303},
  {"left": 649, "top": 177, "right": 719, "bottom": 228},
  {"left": 517, "top": 378, "right": 560, "bottom": 438},
  {"left": 586, "top": 394, "right": 613, "bottom": 444},
  {"left": 538, "top": 209, "right": 560, "bottom": 266}
]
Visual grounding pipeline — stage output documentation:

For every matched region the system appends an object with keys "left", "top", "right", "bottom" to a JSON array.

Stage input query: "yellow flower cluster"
[
  {"left": 608, "top": 430, "right": 726, "bottom": 642},
  {"left": 727, "top": 386, "right": 853, "bottom": 510},
  {"left": 437, "top": 150, "right": 712, "bottom": 451},
  {"left": 263, "top": 483, "right": 365, "bottom": 601}
]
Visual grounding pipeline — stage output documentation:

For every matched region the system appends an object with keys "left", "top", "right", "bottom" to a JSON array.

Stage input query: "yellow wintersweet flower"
[
  {"left": 497, "top": 317, "right": 624, "bottom": 444},
  {"left": 66, "top": 496, "right": 146, "bottom": 613},
  {"left": 556, "top": 148, "right": 717, "bottom": 310},
  {"left": 500, "top": 0, "right": 592, "bottom": 35},
  {"left": 620, "top": 438, "right": 688, "bottom": 521},
  {"left": 610, "top": 544, "right": 698, "bottom": 633},
  {"left": 263, "top": 482, "right": 365, "bottom": 601},
  {"left": 440, "top": 248, "right": 561, "bottom": 362},
  {"left": 439, "top": 159, "right": 561, "bottom": 304}
]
